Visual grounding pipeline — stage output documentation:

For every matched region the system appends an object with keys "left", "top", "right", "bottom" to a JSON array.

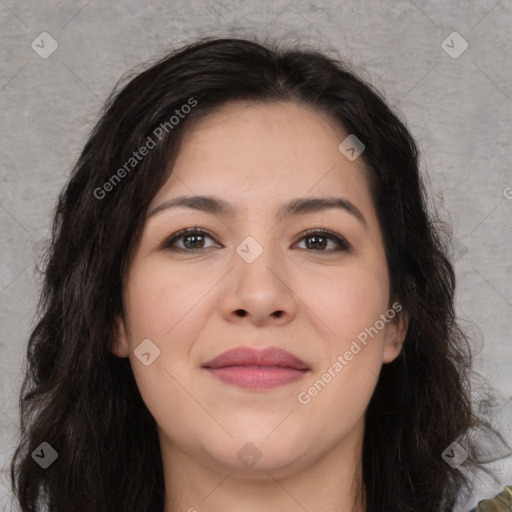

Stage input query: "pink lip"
[{"left": 202, "top": 346, "right": 310, "bottom": 390}]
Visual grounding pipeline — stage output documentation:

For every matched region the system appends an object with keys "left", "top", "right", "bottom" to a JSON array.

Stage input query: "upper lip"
[{"left": 202, "top": 346, "right": 310, "bottom": 370}]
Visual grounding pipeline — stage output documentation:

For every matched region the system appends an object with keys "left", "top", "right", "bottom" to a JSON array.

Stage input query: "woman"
[{"left": 9, "top": 36, "right": 509, "bottom": 512}]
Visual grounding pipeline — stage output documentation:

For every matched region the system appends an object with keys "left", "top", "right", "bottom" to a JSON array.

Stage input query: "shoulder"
[{"left": 466, "top": 484, "right": 512, "bottom": 512}]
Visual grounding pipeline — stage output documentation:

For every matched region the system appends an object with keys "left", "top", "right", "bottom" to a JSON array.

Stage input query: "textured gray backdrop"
[{"left": 1, "top": 1, "right": 511, "bottom": 510}]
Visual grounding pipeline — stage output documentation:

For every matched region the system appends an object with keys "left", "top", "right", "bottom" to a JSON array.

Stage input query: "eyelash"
[{"left": 161, "top": 227, "right": 351, "bottom": 253}]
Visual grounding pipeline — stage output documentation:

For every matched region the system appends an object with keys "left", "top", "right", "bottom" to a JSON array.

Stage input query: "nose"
[{"left": 219, "top": 239, "right": 298, "bottom": 327}]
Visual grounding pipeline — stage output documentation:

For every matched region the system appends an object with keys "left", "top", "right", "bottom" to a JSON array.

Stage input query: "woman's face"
[{"left": 114, "top": 100, "right": 407, "bottom": 479}]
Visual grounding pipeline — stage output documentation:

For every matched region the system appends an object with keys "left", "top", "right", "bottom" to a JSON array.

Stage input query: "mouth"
[{"left": 202, "top": 346, "right": 310, "bottom": 390}]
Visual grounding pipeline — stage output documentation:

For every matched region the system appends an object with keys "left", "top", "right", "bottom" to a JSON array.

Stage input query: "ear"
[
  {"left": 382, "top": 305, "right": 409, "bottom": 364},
  {"left": 111, "top": 313, "right": 130, "bottom": 358}
]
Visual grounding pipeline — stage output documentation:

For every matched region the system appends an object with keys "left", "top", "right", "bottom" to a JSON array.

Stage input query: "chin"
[{"left": 197, "top": 432, "right": 311, "bottom": 476}]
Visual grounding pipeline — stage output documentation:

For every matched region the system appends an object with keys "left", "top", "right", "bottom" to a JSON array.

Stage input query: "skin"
[{"left": 113, "top": 100, "right": 408, "bottom": 512}]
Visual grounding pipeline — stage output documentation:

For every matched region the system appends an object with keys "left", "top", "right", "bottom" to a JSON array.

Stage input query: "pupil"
[
  {"left": 308, "top": 235, "right": 326, "bottom": 250},
  {"left": 185, "top": 234, "right": 203, "bottom": 249}
]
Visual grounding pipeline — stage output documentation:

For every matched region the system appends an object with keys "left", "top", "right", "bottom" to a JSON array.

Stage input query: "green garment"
[{"left": 475, "top": 485, "right": 512, "bottom": 511}]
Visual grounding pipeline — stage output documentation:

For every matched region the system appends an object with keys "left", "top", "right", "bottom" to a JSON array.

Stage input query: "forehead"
[
  {"left": 178, "top": 100, "right": 347, "bottom": 165},
  {"left": 150, "top": 100, "right": 374, "bottom": 219}
]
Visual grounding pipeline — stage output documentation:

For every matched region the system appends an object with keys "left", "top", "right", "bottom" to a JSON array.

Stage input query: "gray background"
[{"left": 1, "top": 1, "right": 511, "bottom": 510}]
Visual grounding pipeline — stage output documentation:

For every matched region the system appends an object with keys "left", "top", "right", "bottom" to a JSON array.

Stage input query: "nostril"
[{"left": 235, "top": 310, "right": 247, "bottom": 317}]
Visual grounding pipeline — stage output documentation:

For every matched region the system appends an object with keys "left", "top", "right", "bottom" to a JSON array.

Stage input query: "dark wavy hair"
[{"left": 9, "top": 36, "right": 506, "bottom": 512}]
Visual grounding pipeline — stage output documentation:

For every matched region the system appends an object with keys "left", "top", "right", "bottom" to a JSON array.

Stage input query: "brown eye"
[
  {"left": 295, "top": 229, "right": 351, "bottom": 252},
  {"left": 163, "top": 228, "right": 219, "bottom": 251}
]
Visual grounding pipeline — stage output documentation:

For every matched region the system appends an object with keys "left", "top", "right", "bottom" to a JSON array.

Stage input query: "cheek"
[
  {"left": 125, "top": 260, "right": 210, "bottom": 341},
  {"left": 308, "top": 260, "right": 390, "bottom": 344},
  {"left": 316, "top": 263, "right": 390, "bottom": 409},
  {"left": 123, "top": 263, "right": 210, "bottom": 433},
  {"left": 123, "top": 262, "right": 210, "bottom": 401},
  {"left": 294, "top": 262, "right": 388, "bottom": 418}
]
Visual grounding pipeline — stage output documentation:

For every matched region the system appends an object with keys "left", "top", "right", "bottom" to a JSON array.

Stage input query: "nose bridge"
[
  {"left": 231, "top": 208, "right": 279, "bottom": 263},
  {"left": 221, "top": 229, "right": 297, "bottom": 324},
  {"left": 233, "top": 231, "right": 283, "bottom": 289}
]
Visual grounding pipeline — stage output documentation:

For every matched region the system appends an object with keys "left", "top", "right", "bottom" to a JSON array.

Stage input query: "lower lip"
[{"left": 206, "top": 365, "right": 308, "bottom": 390}]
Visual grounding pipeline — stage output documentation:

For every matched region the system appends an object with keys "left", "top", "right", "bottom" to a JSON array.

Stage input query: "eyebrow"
[{"left": 148, "top": 195, "right": 367, "bottom": 227}]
